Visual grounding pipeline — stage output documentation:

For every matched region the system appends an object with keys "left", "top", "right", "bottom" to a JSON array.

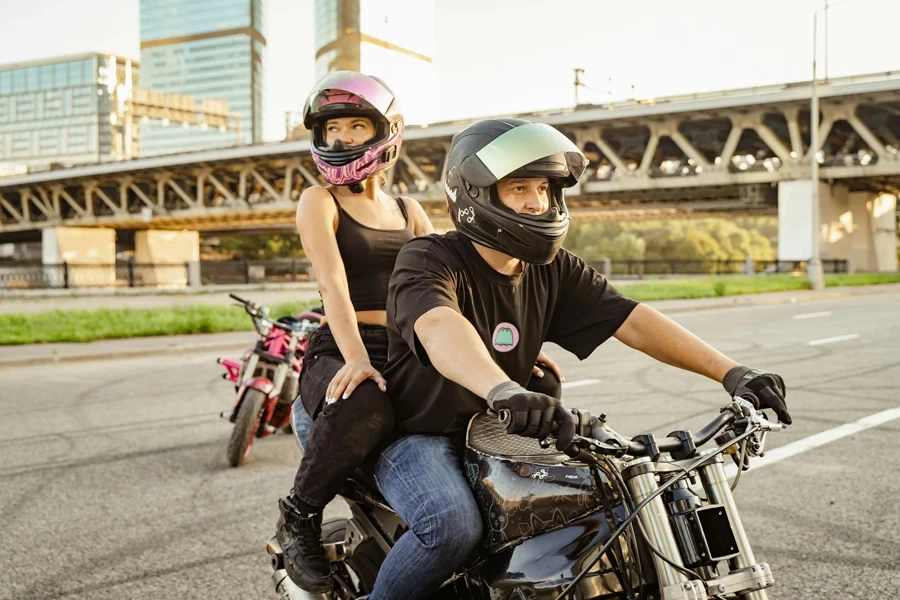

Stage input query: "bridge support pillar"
[
  {"left": 847, "top": 191, "right": 897, "bottom": 273},
  {"left": 42, "top": 227, "right": 116, "bottom": 287},
  {"left": 778, "top": 181, "right": 897, "bottom": 272},
  {"left": 135, "top": 230, "right": 199, "bottom": 287}
]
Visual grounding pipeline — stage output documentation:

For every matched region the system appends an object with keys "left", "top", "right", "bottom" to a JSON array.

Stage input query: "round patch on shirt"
[{"left": 492, "top": 322, "right": 519, "bottom": 352}]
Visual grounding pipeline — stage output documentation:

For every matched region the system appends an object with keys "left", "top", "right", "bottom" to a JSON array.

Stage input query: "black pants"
[
  {"left": 292, "top": 324, "right": 391, "bottom": 509},
  {"left": 292, "top": 323, "right": 563, "bottom": 508}
]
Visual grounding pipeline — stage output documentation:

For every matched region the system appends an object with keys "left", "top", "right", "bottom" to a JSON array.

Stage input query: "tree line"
[
  {"left": 563, "top": 217, "right": 777, "bottom": 263},
  {"left": 208, "top": 217, "right": 779, "bottom": 263}
]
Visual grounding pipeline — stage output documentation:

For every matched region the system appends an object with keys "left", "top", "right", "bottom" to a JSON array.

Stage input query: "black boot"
[{"left": 276, "top": 496, "right": 332, "bottom": 593}]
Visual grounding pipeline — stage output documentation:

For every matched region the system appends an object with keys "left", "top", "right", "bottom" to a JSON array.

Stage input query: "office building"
[
  {"left": 0, "top": 53, "right": 138, "bottom": 170},
  {"left": 139, "top": 0, "right": 265, "bottom": 156},
  {"left": 314, "top": 0, "right": 435, "bottom": 125}
]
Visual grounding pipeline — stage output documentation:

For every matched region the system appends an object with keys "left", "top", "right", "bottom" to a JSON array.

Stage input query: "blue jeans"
[
  {"left": 291, "top": 400, "right": 483, "bottom": 599},
  {"left": 291, "top": 396, "right": 313, "bottom": 450}
]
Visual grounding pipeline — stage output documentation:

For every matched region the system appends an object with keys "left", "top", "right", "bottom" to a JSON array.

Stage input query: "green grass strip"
[
  {"left": 0, "top": 300, "right": 317, "bottom": 345},
  {"left": 617, "top": 273, "right": 900, "bottom": 301},
  {"left": 1, "top": 273, "right": 898, "bottom": 345}
]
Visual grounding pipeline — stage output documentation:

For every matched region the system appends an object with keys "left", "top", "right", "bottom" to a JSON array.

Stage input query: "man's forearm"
[
  {"left": 613, "top": 304, "right": 738, "bottom": 383},
  {"left": 414, "top": 306, "right": 510, "bottom": 398}
]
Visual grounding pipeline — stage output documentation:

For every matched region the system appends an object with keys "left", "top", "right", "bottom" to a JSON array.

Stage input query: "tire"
[{"left": 226, "top": 388, "right": 267, "bottom": 467}]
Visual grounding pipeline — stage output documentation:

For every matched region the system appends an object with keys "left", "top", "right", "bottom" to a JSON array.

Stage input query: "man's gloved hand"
[
  {"left": 486, "top": 382, "right": 576, "bottom": 451},
  {"left": 723, "top": 365, "right": 792, "bottom": 425}
]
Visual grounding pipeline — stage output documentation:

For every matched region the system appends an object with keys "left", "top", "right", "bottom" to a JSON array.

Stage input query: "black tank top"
[{"left": 328, "top": 190, "right": 416, "bottom": 311}]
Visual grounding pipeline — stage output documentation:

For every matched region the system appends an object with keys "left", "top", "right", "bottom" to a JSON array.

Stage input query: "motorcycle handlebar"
[
  {"left": 228, "top": 294, "right": 309, "bottom": 336},
  {"left": 498, "top": 398, "right": 776, "bottom": 458},
  {"left": 612, "top": 410, "right": 735, "bottom": 456}
]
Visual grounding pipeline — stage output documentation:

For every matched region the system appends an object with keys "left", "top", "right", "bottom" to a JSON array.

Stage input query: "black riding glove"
[
  {"left": 487, "top": 382, "right": 576, "bottom": 451},
  {"left": 723, "top": 365, "right": 792, "bottom": 425}
]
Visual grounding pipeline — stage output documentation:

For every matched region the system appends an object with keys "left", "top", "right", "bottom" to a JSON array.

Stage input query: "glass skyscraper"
[
  {"left": 0, "top": 53, "right": 138, "bottom": 171},
  {"left": 139, "top": 0, "right": 265, "bottom": 156},
  {"left": 314, "top": 0, "right": 436, "bottom": 125}
]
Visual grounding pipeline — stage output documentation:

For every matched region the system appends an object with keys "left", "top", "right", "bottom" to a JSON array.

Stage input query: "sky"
[{"left": 1, "top": 0, "right": 898, "bottom": 142}]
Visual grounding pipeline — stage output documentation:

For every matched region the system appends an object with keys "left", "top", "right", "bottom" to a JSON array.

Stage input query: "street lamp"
[{"left": 807, "top": 0, "right": 829, "bottom": 291}]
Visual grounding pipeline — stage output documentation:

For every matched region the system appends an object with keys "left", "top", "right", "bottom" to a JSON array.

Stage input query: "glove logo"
[{"left": 492, "top": 322, "right": 519, "bottom": 352}]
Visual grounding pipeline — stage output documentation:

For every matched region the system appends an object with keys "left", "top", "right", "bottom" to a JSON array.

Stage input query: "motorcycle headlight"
[{"left": 259, "top": 320, "right": 272, "bottom": 337}]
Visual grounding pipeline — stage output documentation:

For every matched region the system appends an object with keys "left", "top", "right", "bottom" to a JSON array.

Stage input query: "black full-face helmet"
[{"left": 444, "top": 118, "right": 586, "bottom": 264}]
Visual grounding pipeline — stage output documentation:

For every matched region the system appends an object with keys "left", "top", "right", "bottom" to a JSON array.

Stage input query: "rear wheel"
[
  {"left": 226, "top": 388, "right": 267, "bottom": 467},
  {"left": 322, "top": 520, "right": 373, "bottom": 600}
]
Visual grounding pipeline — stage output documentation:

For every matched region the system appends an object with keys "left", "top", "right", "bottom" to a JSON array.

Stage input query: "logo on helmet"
[
  {"left": 458, "top": 207, "right": 475, "bottom": 224},
  {"left": 445, "top": 167, "right": 459, "bottom": 203}
]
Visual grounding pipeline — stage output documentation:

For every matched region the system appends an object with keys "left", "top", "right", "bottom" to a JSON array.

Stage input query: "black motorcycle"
[{"left": 268, "top": 396, "right": 782, "bottom": 599}]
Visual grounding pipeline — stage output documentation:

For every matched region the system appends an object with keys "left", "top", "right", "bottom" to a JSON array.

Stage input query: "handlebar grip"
[
  {"left": 229, "top": 293, "right": 247, "bottom": 304},
  {"left": 498, "top": 409, "right": 511, "bottom": 425}
]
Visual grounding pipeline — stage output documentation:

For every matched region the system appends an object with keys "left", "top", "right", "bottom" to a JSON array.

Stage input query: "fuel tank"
[{"left": 464, "top": 414, "right": 653, "bottom": 599}]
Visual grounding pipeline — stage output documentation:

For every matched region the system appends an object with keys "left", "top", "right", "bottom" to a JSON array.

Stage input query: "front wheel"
[{"left": 226, "top": 388, "right": 267, "bottom": 467}]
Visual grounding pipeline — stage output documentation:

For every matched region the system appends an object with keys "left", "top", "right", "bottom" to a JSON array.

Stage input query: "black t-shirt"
[{"left": 384, "top": 231, "right": 639, "bottom": 435}]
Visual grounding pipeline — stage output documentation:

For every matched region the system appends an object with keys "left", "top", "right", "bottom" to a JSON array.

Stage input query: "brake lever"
[{"left": 540, "top": 435, "right": 629, "bottom": 458}]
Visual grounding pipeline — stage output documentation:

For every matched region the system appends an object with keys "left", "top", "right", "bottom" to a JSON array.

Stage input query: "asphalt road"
[{"left": 1, "top": 291, "right": 899, "bottom": 599}]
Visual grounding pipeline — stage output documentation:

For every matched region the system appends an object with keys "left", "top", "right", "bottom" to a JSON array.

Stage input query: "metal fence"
[
  {"left": 0, "top": 262, "right": 190, "bottom": 290},
  {"left": 0, "top": 258, "right": 850, "bottom": 290},
  {"left": 199, "top": 259, "right": 313, "bottom": 285},
  {"left": 588, "top": 258, "right": 849, "bottom": 278}
]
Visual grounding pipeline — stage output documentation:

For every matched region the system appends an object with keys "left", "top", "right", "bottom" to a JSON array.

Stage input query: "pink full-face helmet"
[{"left": 302, "top": 71, "right": 404, "bottom": 193}]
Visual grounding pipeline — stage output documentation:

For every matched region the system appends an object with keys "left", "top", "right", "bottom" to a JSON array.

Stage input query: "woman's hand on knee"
[
  {"left": 533, "top": 350, "right": 565, "bottom": 382},
  {"left": 325, "top": 359, "right": 388, "bottom": 404}
]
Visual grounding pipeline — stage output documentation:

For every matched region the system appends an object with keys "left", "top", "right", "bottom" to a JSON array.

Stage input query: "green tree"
[
  {"left": 563, "top": 217, "right": 776, "bottom": 263},
  {"left": 216, "top": 234, "right": 305, "bottom": 260}
]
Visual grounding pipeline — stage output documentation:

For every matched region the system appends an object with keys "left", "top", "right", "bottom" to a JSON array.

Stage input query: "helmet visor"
[
  {"left": 306, "top": 71, "right": 396, "bottom": 118},
  {"left": 474, "top": 123, "right": 586, "bottom": 183}
]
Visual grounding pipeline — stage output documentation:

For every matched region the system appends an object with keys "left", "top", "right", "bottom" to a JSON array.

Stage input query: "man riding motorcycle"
[{"left": 294, "top": 118, "right": 791, "bottom": 600}]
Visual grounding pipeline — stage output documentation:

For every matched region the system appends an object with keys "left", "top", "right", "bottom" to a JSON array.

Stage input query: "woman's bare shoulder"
[{"left": 299, "top": 185, "right": 336, "bottom": 206}]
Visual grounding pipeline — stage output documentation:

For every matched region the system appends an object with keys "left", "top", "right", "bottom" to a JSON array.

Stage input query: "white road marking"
[
  {"left": 793, "top": 311, "right": 833, "bottom": 320},
  {"left": 726, "top": 405, "right": 900, "bottom": 477},
  {"left": 806, "top": 333, "right": 860, "bottom": 346},
  {"left": 562, "top": 379, "right": 602, "bottom": 389}
]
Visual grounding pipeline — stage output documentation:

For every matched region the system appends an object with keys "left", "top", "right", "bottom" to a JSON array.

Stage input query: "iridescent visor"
[
  {"left": 307, "top": 71, "right": 395, "bottom": 116},
  {"left": 475, "top": 123, "right": 583, "bottom": 181}
]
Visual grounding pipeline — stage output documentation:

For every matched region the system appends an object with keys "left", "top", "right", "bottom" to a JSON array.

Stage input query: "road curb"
[{"left": 0, "top": 341, "right": 250, "bottom": 369}]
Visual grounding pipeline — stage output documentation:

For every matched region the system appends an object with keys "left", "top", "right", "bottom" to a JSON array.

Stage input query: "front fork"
[
  {"left": 697, "top": 454, "right": 772, "bottom": 600},
  {"left": 241, "top": 353, "right": 261, "bottom": 387},
  {"left": 622, "top": 454, "right": 773, "bottom": 600}
]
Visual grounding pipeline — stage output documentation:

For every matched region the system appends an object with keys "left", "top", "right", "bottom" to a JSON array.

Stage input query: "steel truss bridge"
[{"left": 2, "top": 72, "right": 900, "bottom": 238}]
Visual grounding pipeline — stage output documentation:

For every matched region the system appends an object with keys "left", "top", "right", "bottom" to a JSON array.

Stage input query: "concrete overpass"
[{"left": 1, "top": 71, "right": 898, "bottom": 271}]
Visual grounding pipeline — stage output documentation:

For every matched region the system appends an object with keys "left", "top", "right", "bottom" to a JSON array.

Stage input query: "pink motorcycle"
[{"left": 218, "top": 294, "right": 321, "bottom": 467}]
